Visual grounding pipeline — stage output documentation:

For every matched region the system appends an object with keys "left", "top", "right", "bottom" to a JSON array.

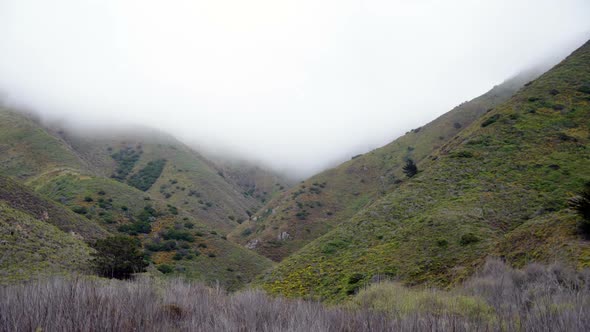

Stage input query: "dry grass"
[{"left": 1, "top": 259, "right": 589, "bottom": 331}]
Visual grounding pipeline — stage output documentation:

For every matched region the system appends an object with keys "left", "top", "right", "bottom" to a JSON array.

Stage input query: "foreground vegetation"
[{"left": 1, "top": 260, "right": 588, "bottom": 331}]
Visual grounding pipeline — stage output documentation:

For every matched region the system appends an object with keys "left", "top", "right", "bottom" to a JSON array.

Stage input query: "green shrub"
[
  {"left": 451, "top": 151, "right": 474, "bottom": 158},
  {"left": 91, "top": 236, "right": 148, "bottom": 279},
  {"left": 459, "top": 233, "right": 480, "bottom": 246},
  {"left": 127, "top": 159, "right": 167, "bottom": 191},
  {"left": 118, "top": 221, "right": 151, "bottom": 235},
  {"left": 569, "top": 182, "right": 590, "bottom": 236},
  {"left": 157, "top": 264, "right": 174, "bottom": 274},
  {"left": 162, "top": 229, "right": 194, "bottom": 242},
  {"left": 72, "top": 206, "right": 88, "bottom": 215},
  {"left": 402, "top": 159, "right": 418, "bottom": 178},
  {"left": 481, "top": 114, "right": 500, "bottom": 127},
  {"left": 110, "top": 147, "right": 141, "bottom": 181}
]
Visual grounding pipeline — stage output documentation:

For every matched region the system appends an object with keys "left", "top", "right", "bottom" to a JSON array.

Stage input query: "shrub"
[
  {"left": 578, "top": 85, "right": 590, "bottom": 94},
  {"left": 451, "top": 151, "right": 473, "bottom": 158},
  {"left": 84, "top": 196, "right": 93, "bottom": 202},
  {"left": 402, "top": 159, "right": 418, "bottom": 178},
  {"left": 118, "top": 221, "right": 151, "bottom": 235},
  {"left": 91, "top": 236, "right": 148, "bottom": 279},
  {"left": 569, "top": 182, "right": 590, "bottom": 235},
  {"left": 162, "top": 229, "right": 195, "bottom": 242},
  {"left": 72, "top": 206, "right": 88, "bottom": 215},
  {"left": 157, "top": 264, "right": 174, "bottom": 274},
  {"left": 110, "top": 147, "right": 141, "bottom": 181},
  {"left": 127, "top": 159, "right": 167, "bottom": 191},
  {"left": 481, "top": 114, "right": 500, "bottom": 127},
  {"left": 459, "top": 233, "right": 480, "bottom": 246}
]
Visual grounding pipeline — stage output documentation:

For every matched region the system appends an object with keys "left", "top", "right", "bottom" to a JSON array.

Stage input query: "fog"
[{"left": 0, "top": 1, "right": 589, "bottom": 178}]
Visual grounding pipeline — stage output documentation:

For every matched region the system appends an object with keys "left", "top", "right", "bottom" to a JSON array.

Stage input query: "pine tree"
[{"left": 402, "top": 159, "right": 418, "bottom": 178}]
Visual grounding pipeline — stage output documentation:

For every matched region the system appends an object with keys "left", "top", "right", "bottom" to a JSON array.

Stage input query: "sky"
[{"left": 0, "top": 0, "right": 589, "bottom": 178}]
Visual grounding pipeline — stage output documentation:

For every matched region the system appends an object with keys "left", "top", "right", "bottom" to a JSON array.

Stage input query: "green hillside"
[
  {"left": 35, "top": 171, "right": 273, "bottom": 290},
  {"left": 58, "top": 129, "right": 267, "bottom": 232},
  {"left": 231, "top": 69, "right": 543, "bottom": 261},
  {"left": 260, "top": 40, "right": 590, "bottom": 302},
  {"left": 0, "top": 109, "right": 88, "bottom": 182},
  {"left": 0, "top": 110, "right": 274, "bottom": 288},
  {"left": 0, "top": 176, "right": 96, "bottom": 284},
  {"left": 0, "top": 175, "right": 107, "bottom": 241}
]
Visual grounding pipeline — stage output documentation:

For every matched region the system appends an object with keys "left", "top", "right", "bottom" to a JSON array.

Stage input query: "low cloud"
[{"left": 1, "top": 0, "right": 589, "bottom": 178}]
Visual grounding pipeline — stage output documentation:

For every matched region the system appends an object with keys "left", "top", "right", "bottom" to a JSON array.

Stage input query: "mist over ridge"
[{"left": 1, "top": 0, "right": 589, "bottom": 178}]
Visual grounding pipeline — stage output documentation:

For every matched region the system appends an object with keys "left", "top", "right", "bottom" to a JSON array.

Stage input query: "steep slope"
[
  {"left": 56, "top": 129, "right": 265, "bottom": 232},
  {"left": 0, "top": 175, "right": 107, "bottom": 241},
  {"left": 261, "top": 40, "right": 590, "bottom": 302},
  {"left": 0, "top": 176, "right": 97, "bottom": 284},
  {"left": 0, "top": 109, "right": 88, "bottom": 181},
  {"left": 232, "top": 69, "right": 543, "bottom": 261},
  {"left": 215, "top": 159, "right": 294, "bottom": 207},
  {"left": 0, "top": 110, "right": 273, "bottom": 288},
  {"left": 35, "top": 172, "right": 273, "bottom": 290}
]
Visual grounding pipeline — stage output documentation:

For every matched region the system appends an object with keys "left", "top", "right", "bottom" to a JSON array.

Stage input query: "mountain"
[
  {"left": 0, "top": 108, "right": 274, "bottom": 288},
  {"left": 230, "top": 68, "right": 545, "bottom": 261},
  {"left": 259, "top": 40, "right": 590, "bottom": 301},
  {"left": 48, "top": 126, "right": 270, "bottom": 232}
]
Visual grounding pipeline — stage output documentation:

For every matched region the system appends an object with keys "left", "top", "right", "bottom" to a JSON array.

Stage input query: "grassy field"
[{"left": 259, "top": 40, "right": 590, "bottom": 301}]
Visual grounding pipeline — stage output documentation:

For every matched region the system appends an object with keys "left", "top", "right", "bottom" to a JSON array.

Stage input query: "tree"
[
  {"left": 402, "top": 159, "right": 418, "bottom": 178},
  {"left": 569, "top": 182, "right": 590, "bottom": 236},
  {"left": 91, "top": 236, "right": 148, "bottom": 279}
]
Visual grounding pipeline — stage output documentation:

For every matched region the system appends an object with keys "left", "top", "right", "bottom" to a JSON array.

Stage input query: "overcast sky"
[{"left": 0, "top": 1, "right": 589, "bottom": 178}]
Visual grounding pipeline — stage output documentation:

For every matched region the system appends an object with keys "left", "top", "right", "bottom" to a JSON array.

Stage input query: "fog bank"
[{"left": 0, "top": 0, "right": 589, "bottom": 178}]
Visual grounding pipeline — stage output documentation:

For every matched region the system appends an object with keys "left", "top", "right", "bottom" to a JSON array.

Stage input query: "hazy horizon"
[{"left": 1, "top": 0, "right": 589, "bottom": 178}]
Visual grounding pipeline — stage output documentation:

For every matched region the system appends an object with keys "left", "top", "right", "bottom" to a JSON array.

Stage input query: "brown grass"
[{"left": 0, "top": 259, "right": 589, "bottom": 331}]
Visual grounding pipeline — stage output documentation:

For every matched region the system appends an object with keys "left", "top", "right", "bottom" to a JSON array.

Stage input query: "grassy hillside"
[
  {"left": 0, "top": 177, "right": 99, "bottom": 284},
  {"left": 0, "top": 110, "right": 274, "bottom": 288},
  {"left": 231, "top": 69, "right": 543, "bottom": 261},
  {"left": 260, "top": 40, "right": 590, "bottom": 302},
  {"left": 35, "top": 171, "right": 272, "bottom": 290},
  {"left": 0, "top": 175, "right": 107, "bottom": 241},
  {"left": 0, "top": 202, "right": 93, "bottom": 284},
  {"left": 0, "top": 109, "right": 88, "bottom": 181},
  {"left": 58, "top": 129, "right": 266, "bottom": 232},
  {"left": 215, "top": 159, "right": 294, "bottom": 207}
]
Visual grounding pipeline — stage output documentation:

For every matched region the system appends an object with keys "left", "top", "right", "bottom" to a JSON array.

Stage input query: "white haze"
[{"left": 0, "top": 1, "right": 589, "bottom": 178}]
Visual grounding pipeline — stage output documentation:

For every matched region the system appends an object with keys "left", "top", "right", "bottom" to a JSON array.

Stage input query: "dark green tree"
[
  {"left": 91, "top": 236, "right": 148, "bottom": 279},
  {"left": 570, "top": 182, "right": 590, "bottom": 235},
  {"left": 402, "top": 159, "right": 418, "bottom": 178}
]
